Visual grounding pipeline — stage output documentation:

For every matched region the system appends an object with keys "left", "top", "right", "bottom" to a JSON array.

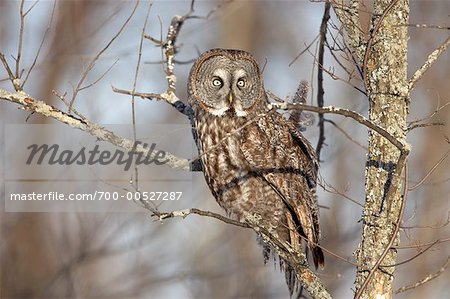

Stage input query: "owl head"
[{"left": 188, "top": 49, "right": 265, "bottom": 117}]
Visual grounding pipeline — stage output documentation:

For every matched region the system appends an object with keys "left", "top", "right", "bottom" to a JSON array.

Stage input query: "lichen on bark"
[{"left": 354, "top": 0, "right": 410, "bottom": 298}]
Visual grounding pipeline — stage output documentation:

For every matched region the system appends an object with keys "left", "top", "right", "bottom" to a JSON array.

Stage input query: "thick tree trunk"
[{"left": 354, "top": 0, "right": 410, "bottom": 298}]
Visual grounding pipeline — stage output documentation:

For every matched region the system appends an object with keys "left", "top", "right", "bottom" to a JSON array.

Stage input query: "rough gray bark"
[
  {"left": 340, "top": 0, "right": 410, "bottom": 298},
  {"left": 333, "top": 0, "right": 411, "bottom": 297}
]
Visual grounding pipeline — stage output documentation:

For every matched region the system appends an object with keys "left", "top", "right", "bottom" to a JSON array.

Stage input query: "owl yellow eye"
[
  {"left": 212, "top": 78, "right": 223, "bottom": 87},
  {"left": 237, "top": 79, "right": 245, "bottom": 87}
]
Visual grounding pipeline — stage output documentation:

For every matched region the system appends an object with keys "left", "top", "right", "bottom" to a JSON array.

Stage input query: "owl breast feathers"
[{"left": 187, "top": 48, "right": 324, "bottom": 294}]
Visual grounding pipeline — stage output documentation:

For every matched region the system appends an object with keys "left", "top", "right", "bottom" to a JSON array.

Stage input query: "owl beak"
[{"left": 228, "top": 93, "right": 233, "bottom": 104}]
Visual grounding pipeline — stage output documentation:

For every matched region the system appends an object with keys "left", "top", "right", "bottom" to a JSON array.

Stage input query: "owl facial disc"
[{"left": 188, "top": 49, "right": 263, "bottom": 118}]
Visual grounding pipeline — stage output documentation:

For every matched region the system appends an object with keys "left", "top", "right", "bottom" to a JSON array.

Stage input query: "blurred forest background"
[{"left": 0, "top": 0, "right": 449, "bottom": 298}]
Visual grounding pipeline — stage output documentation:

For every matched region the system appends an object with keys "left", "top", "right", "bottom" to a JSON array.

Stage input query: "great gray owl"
[{"left": 187, "top": 48, "right": 324, "bottom": 293}]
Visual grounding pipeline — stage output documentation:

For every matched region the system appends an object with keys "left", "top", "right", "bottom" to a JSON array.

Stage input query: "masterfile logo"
[
  {"left": 3, "top": 123, "right": 194, "bottom": 212},
  {"left": 25, "top": 141, "right": 169, "bottom": 171}
]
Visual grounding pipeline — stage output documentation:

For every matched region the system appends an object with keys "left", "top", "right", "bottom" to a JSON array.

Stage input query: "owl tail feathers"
[{"left": 312, "top": 246, "right": 325, "bottom": 270}]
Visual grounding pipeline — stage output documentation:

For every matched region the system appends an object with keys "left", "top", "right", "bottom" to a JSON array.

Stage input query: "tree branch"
[
  {"left": 68, "top": 0, "right": 139, "bottom": 111},
  {"left": 111, "top": 87, "right": 194, "bottom": 119},
  {"left": 0, "top": 89, "right": 191, "bottom": 171},
  {"left": 22, "top": 0, "right": 57, "bottom": 88},
  {"left": 395, "top": 256, "right": 450, "bottom": 294},
  {"left": 154, "top": 208, "right": 250, "bottom": 228},
  {"left": 151, "top": 207, "right": 332, "bottom": 299},
  {"left": 267, "top": 94, "right": 407, "bottom": 151},
  {"left": 408, "top": 148, "right": 450, "bottom": 191},
  {"left": 0, "top": 53, "right": 16, "bottom": 88},
  {"left": 15, "top": 0, "right": 25, "bottom": 80},
  {"left": 316, "top": 2, "right": 331, "bottom": 160},
  {"left": 408, "top": 35, "right": 450, "bottom": 91}
]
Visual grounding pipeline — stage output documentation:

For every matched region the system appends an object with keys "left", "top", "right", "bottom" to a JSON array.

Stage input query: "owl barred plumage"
[{"left": 187, "top": 49, "right": 324, "bottom": 294}]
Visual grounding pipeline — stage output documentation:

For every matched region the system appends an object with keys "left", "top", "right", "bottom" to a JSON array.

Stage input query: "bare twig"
[
  {"left": 395, "top": 256, "right": 450, "bottom": 294},
  {"left": 112, "top": 87, "right": 171, "bottom": 101},
  {"left": 408, "top": 122, "right": 444, "bottom": 131},
  {"left": 309, "top": 40, "right": 319, "bottom": 105},
  {"left": 400, "top": 23, "right": 450, "bottom": 30},
  {"left": 15, "top": 0, "right": 25, "bottom": 80},
  {"left": 134, "top": 9, "right": 152, "bottom": 88},
  {"left": 23, "top": 0, "right": 40, "bottom": 17},
  {"left": 327, "top": 18, "right": 364, "bottom": 82},
  {"left": 316, "top": 2, "right": 331, "bottom": 160},
  {"left": 154, "top": 208, "right": 250, "bottom": 228},
  {"left": 401, "top": 212, "right": 450, "bottom": 230},
  {"left": 0, "top": 53, "right": 16, "bottom": 85},
  {"left": 325, "top": 37, "right": 358, "bottom": 81},
  {"left": 143, "top": 33, "right": 164, "bottom": 45},
  {"left": 306, "top": 46, "right": 367, "bottom": 95},
  {"left": 22, "top": 1, "right": 57, "bottom": 88},
  {"left": 408, "top": 149, "right": 450, "bottom": 191},
  {"left": 68, "top": 0, "right": 139, "bottom": 111},
  {"left": 79, "top": 59, "right": 118, "bottom": 91},
  {"left": 288, "top": 34, "right": 320, "bottom": 67},
  {"left": 408, "top": 35, "right": 450, "bottom": 91},
  {"left": 408, "top": 100, "right": 450, "bottom": 130},
  {"left": 385, "top": 240, "right": 438, "bottom": 268},
  {"left": 52, "top": 90, "right": 88, "bottom": 122},
  {"left": 202, "top": 0, "right": 234, "bottom": 20},
  {"left": 325, "top": 119, "right": 368, "bottom": 150},
  {"left": 144, "top": 58, "right": 197, "bottom": 65},
  {"left": 111, "top": 87, "right": 194, "bottom": 118},
  {"left": 394, "top": 237, "right": 450, "bottom": 250},
  {"left": 130, "top": 3, "right": 152, "bottom": 192},
  {"left": 319, "top": 178, "right": 364, "bottom": 207}
]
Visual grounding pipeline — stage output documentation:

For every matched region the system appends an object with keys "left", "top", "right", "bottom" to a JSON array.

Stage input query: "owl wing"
[{"left": 240, "top": 112, "right": 324, "bottom": 268}]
